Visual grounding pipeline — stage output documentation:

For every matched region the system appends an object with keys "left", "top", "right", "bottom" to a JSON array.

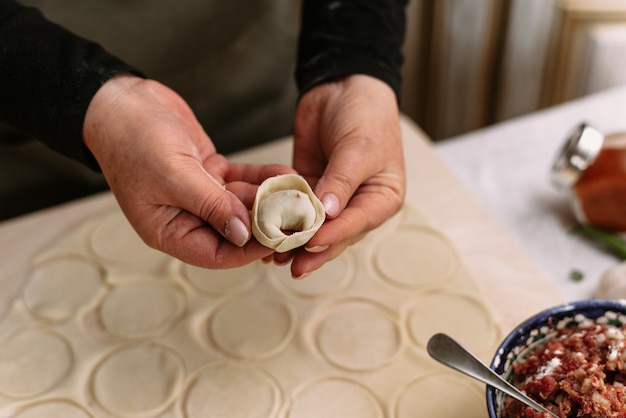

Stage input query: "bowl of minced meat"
[{"left": 487, "top": 299, "right": 626, "bottom": 418}]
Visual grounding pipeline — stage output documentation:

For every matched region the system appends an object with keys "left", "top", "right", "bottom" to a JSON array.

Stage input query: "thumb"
[
  {"left": 314, "top": 151, "right": 367, "bottom": 219},
  {"left": 181, "top": 169, "right": 252, "bottom": 248}
]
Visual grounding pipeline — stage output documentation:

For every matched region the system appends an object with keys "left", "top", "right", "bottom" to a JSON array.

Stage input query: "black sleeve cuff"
[
  {"left": 0, "top": 0, "right": 143, "bottom": 167},
  {"left": 296, "top": 0, "right": 408, "bottom": 102}
]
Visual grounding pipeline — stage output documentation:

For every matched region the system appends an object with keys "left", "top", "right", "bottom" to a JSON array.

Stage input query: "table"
[
  {"left": 436, "top": 84, "right": 626, "bottom": 302},
  {"left": 0, "top": 115, "right": 563, "bottom": 335}
]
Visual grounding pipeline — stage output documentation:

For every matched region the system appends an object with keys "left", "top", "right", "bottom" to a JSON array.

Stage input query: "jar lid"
[{"left": 551, "top": 123, "right": 604, "bottom": 189}]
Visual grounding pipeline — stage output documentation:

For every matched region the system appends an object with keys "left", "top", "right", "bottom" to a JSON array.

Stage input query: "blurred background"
[
  {"left": 401, "top": 0, "right": 626, "bottom": 139},
  {"left": 3, "top": 0, "right": 626, "bottom": 220}
]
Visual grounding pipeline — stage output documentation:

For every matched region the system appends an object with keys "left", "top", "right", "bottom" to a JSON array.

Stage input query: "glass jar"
[{"left": 552, "top": 123, "right": 626, "bottom": 232}]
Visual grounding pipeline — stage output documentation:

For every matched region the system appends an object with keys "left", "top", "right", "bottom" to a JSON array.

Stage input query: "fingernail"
[
  {"left": 322, "top": 193, "right": 340, "bottom": 217},
  {"left": 293, "top": 271, "right": 311, "bottom": 280},
  {"left": 225, "top": 216, "right": 250, "bottom": 247},
  {"left": 306, "top": 245, "right": 329, "bottom": 253}
]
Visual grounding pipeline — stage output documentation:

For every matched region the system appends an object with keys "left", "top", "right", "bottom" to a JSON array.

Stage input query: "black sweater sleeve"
[
  {"left": 0, "top": 0, "right": 142, "bottom": 166},
  {"left": 296, "top": 0, "right": 408, "bottom": 102}
]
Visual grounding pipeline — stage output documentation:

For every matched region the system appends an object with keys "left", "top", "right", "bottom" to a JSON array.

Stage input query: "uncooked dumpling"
[{"left": 252, "top": 174, "right": 325, "bottom": 252}]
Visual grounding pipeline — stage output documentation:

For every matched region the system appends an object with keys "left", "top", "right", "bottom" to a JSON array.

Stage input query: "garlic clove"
[{"left": 596, "top": 261, "right": 626, "bottom": 299}]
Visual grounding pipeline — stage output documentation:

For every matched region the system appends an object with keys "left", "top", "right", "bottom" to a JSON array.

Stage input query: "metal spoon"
[{"left": 427, "top": 333, "right": 559, "bottom": 418}]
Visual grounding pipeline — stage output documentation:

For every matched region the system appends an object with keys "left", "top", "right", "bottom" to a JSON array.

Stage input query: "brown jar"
[{"left": 552, "top": 123, "right": 626, "bottom": 232}]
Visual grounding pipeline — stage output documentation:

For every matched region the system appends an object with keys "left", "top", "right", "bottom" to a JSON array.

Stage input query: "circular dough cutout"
[
  {"left": 0, "top": 328, "right": 72, "bottom": 398},
  {"left": 181, "top": 262, "right": 260, "bottom": 295},
  {"left": 374, "top": 226, "right": 457, "bottom": 288},
  {"left": 314, "top": 299, "right": 402, "bottom": 371},
  {"left": 12, "top": 399, "right": 91, "bottom": 418},
  {"left": 99, "top": 281, "right": 185, "bottom": 338},
  {"left": 271, "top": 251, "right": 353, "bottom": 298},
  {"left": 91, "top": 342, "right": 185, "bottom": 416},
  {"left": 89, "top": 211, "right": 159, "bottom": 264},
  {"left": 182, "top": 362, "right": 279, "bottom": 418},
  {"left": 23, "top": 255, "right": 103, "bottom": 322},
  {"left": 394, "top": 373, "right": 485, "bottom": 418},
  {"left": 288, "top": 377, "right": 382, "bottom": 418},
  {"left": 209, "top": 292, "right": 295, "bottom": 359},
  {"left": 406, "top": 290, "right": 498, "bottom": 355}
]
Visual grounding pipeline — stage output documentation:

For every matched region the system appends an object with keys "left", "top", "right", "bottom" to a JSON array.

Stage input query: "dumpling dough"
[{"left": 252, "top": 174, "right": 325, "bottom": 252}]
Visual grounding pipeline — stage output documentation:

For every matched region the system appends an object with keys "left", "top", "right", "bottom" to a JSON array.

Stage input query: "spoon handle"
[{"left": 427, "top": 333, "right": 558, "bottom": 418}]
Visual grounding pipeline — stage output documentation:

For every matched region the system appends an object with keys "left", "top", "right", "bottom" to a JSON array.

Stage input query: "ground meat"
[{"left": 502, "top": 323, "right": 626, "bottom": 418}]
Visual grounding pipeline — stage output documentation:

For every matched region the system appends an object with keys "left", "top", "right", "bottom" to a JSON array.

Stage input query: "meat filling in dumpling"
[{"left": 258, "top": 190, "right": 317, "bottom": 236}]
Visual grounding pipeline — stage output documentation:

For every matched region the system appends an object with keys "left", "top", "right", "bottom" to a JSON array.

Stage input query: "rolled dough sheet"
[{"left": 0, "top": 204, "right": 501, "bottom": 417}]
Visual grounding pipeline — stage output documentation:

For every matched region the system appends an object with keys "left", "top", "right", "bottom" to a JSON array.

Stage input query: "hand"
[
  {"left": 83, "top": 74, "right": 293, "bottom": 268},
  {"left": 280, "top": 74, "right": 406, "bottom": 277}
]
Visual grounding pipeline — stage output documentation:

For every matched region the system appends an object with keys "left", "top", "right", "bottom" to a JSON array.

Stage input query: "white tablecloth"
[{"left": 436, "top": 85, "right": 626, "bottom": 302}]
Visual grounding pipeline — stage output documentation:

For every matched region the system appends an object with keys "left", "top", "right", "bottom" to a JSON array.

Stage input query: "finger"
[
  {"left": 153, "top": 210, "right": 275, "bottom": 268},
  {"left": 303, "top": 190, "right": 399, "bottom": 251},
  {"left": 170, "top": 161, "right": 254, "bottom": 248},
  {"left": 290, "top": 240, "right": 352, "bottom": 279},
  {"left": 272, "top": 249, "right": 296, "bottom": 266},
  {"left": 225, "top": 182, "right": 258, "bottom": 208},
  {"left": 223, "top": 163, "right": 296, "bottom": 184},
  {"left": 312, "top": 138, "right": 379, "bottom": 218},
  {"left": 224, "top": 163, "right": 297, "bottom": 207},
  {"left": 289, "top": 222, "right": 369, "bottom": 279}
]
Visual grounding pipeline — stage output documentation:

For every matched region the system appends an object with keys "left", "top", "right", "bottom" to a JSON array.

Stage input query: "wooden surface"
[
  {"left": 0, "top": 115, "right": 563, "bottom": 335},
  {"left": 399, "top": 116, "right": 564, "bottom": 330}
]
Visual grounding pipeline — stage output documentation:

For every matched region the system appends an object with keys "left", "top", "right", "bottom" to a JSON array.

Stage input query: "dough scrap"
[{"left": 252, "top": 174, "right": 325, "bottom": 252}]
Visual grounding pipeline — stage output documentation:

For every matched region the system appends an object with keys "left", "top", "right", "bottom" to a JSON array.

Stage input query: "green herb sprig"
[{"left": 575, "top": 224, "right": 626, "bottom": 260}]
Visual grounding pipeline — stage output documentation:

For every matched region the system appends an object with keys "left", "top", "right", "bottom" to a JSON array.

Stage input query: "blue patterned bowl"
[{"left": 486, "top": 299, "right": 626, "bottom": 417}]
